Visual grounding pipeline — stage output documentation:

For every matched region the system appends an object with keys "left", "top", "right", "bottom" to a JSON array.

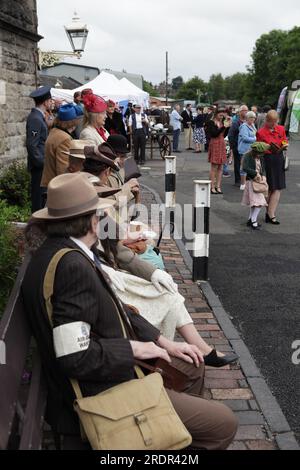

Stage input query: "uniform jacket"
[
  {"left": 80, "top": 125, "right": 110, "bottom": 146},
  {"left": 41, "top": 128, "right": 72, "bottom": 187},
  {"left": 21, "top": 237, "right": 159, "bottom": 434},
  {"left": 26, "top": 108, "right": 48, "bottom": 171}
]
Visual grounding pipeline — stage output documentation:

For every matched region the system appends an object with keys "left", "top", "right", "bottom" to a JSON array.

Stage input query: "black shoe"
[
  {"left": 211, "top": 189, "right": 218, "bottom": 195},
  {"left": 204, "top": 349, "right": 239, "bottom": 368},
  {"left": 215, "top": 188, "right": 223, "bottom": 194},
  {"left": 247, "top": 219, "right": 252, "bottom": 227},
  {"left": 266, "top": 213, "right": 280, "bottom": 225},
  {"left": 251, "top": 221, "right": 262, "bottom": 230}
]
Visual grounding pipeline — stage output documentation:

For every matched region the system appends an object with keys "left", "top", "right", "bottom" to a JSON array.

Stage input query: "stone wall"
[{"left": 0, "top": 0, "right": 41, "bottom": 168}]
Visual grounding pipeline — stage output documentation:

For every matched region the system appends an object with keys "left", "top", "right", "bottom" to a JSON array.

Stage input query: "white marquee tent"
[{"left": 50, "top": 71, "right": 149, "bottom": 107}]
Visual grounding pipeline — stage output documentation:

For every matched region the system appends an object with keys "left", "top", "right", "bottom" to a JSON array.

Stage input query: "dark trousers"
[
  {"left": 133, "top": 129, "right": 146, "bottom": 163},
  {"left": 232, "top": 148, "right": 241, "bottom": 184},
  {"left": 173, "top": 129, "right": 181, "bottom": 151},
  {"left": 30, "top": 168, "right": 45, "bottom": 213}
]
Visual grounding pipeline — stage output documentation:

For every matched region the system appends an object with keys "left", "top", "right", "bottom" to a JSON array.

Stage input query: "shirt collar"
[{"left": 70, "top": 237, "right": 94, "bottom": 262}]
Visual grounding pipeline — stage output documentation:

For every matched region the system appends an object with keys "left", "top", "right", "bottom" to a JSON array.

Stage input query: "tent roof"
[{"left": 50, "top": 71, "right": 150, "bottom": 105}]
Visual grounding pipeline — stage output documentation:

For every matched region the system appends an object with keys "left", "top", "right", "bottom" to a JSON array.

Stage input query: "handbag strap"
[{"left": 43, "top": 248, "right": 144, "bottom": 400}]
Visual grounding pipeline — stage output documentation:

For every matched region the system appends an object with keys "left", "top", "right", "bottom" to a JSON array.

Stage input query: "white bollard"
[
  {"left": 165, "top": 156, "right": 176, "bottom": 234},
  {"left": 192, "top": 180, "right": 211, "bottom": 281}
]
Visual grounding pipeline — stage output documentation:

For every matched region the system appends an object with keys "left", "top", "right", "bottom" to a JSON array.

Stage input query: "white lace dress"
[{"left": 101, "top": 264, "right": 193, "bottom": 340}]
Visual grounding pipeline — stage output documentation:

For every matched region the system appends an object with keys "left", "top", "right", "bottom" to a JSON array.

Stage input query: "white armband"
[{"left": 53, "top": 321, "right": 91, "bottom": 358}]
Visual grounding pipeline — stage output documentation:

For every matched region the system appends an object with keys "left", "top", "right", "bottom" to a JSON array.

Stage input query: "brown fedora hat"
[
  {"left": 32, "top": 173, "right": 115, "bottom": 220},
  {"left": 83, "top": 173, "right": 121, "bottom": 197},
  {"left": 62, "top": 140, "right": 87, "bottom": 160},
  {"left": 84, "top": 145, "right": 119, "bottom": 171}
]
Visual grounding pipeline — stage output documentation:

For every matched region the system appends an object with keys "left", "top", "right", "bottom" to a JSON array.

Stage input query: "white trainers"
[{"left": 240, "top": 184, "right": 246, "bottom": 191}]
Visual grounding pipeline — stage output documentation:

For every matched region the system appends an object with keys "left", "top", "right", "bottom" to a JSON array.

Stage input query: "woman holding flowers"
[{"left": 256, "top": 110, "right": 289, "bottom": 225}]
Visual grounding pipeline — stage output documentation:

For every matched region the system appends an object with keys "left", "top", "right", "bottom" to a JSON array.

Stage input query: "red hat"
[
  {"left": 83, "top": 94, "right": 107, "bottom": 113},
  {"left": 81, "top": 88, "right": 93, "bottom": 97},
  {"left": 106, "top": 99, "right": 116, "bottom": 107}
]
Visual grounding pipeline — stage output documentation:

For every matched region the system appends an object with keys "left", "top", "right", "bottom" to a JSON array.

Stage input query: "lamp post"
[{"left": 39, "top": 12, "right": 89, "bottom": 68}]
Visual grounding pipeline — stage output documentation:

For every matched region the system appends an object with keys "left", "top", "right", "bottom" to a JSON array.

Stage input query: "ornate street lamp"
[
  {"left": 39, "top": 12, "right": 89, "bottom": 68},
  {"left": 64, "top": 12, "right": 89, "bottom": 55}
]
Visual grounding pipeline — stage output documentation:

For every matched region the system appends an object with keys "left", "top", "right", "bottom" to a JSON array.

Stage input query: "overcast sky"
[{"left": 37, "top": 0, "right": 300, "bottom": 84}]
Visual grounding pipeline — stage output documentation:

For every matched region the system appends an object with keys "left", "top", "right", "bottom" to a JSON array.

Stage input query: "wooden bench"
[{"left": 0, "top": 257, "right": 47, "bottom": 450}]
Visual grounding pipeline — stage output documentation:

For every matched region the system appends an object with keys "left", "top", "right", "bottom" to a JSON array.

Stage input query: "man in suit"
[
  {"left": 22, "top": 173, "right": 237, "bottom": 449},
  {"left": 26, "top": 86, "right": 52, "bottom": 212},
  {"left": 181, "top": 103, "right": 194, "bottom": 150},
  {"left": 128, "top": 104, "right": 149, "bottom": 165}
]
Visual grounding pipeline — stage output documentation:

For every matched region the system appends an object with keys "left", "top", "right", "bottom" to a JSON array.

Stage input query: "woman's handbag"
[
  {"left": 283, "top": 150, "right": 289, "bottom": 171},
  {"left": 43, "top": 248, "right": 192, "bottom": 450},
  {"left": 252, "top": 175, "right": 269, "bottom": 194},
  {"left": 124, "top": 157, "right": 142, "bottom": 182}
]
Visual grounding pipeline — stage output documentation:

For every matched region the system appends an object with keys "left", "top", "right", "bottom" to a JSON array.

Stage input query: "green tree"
[
  {"left": 208, "top": 74, "right": 225, "bottom": 102},
  {"left": 176, "top": 76, "right": 207, "bottom": 101},
  {"left": 171, "top": 76, "right": 184, "bottom": 93},
  {"left": 223, "top": 73, "right": 248, "bottom": 102},
  {"left": 247, "top": 29, "right": 289, "bottom": 106},
  {"left": 281, "top": 26, "right": 300, "bottom": 86},
  {"left": 142, "top": 80, "right": 156, "bottom": 96}
]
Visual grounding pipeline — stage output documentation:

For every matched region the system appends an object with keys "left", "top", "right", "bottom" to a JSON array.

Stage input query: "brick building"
[{"left": 0, "top": 0, "right": 41, "bottom": 167}]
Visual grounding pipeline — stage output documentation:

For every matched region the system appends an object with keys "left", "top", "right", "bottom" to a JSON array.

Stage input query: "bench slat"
[
  {"left": 19, "top": 352, "right": 47, "bottom": 450},
  {"left": 0, "top": 258, "right": 32, "bottom": 449}
]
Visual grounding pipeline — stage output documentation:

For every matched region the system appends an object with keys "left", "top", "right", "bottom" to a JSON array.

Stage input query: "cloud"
[{"left": 37, "top": 0, "right": 300, "bottom": 83}]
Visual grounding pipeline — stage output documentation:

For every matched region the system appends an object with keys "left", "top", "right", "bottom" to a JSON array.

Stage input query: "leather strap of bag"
[{"left": 43, "top": 248, "right": 145, "bottom": 399}]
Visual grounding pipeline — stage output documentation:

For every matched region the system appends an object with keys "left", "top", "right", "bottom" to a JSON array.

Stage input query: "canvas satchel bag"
[{"left": 43, "top": 248, "right": 192, "bottom": 450}]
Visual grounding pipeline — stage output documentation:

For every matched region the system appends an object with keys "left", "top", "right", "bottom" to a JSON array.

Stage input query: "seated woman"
[
  {"left": 24, "top": 203, "right": 238, "bottom": 368},
  {"left": 97, "top": 216, "right": 238, "bottom": 368},
  {"left": 82, "top": 143, "right": 139, "bottom": 224}
]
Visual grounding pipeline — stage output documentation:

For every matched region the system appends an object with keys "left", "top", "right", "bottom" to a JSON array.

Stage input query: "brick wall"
[{"left": 0, "top": 0, "right": 41, "bottom": 168}]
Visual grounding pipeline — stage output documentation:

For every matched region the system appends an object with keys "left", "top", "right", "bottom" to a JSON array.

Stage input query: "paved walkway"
[{"left": 141, "top": 185, "right": 298, "bottom": 451}]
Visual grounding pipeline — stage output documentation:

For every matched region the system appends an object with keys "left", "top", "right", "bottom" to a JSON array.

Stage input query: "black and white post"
[
  {"left": 165, "top": 155, "right": 176, "bottom": 235},
  {"left": 192, "top": 180, "right": 211, "bottom": 281}
]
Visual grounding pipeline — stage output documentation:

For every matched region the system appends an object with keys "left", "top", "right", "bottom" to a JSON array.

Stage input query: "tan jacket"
[
  {"left": 80, "top": 125, "right": 110, "bottom": 146},
  {"left": 108, "top": 169, "right": 135, "bottom": 204},
  {"left": 41, "top": 128, "right": 72, "bottom": 187}
]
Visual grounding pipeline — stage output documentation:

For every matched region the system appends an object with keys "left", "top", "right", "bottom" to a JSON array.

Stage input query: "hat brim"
[
  {"left": 113, "top": 148, "right": 130, "bottom": 155},
  {"left": 61, "top": 150, "right": 85, "bottom": 159},
  {"left": 95, "top": 185, "right": 121, "bottom": 197},
  {"left": 32, "top": 197, "right": 115, "bottom": 221}
]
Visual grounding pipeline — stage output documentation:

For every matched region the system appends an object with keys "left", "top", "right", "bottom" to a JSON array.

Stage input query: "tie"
[{"left": 93, "top": 253, "right": 102, "bottom": 269}]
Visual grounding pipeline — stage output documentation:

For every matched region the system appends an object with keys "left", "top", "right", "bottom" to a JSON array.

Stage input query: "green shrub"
[
  {"left": 0, "top": 200, "right": 30, "bottom": 317},
  {"left": 0, "top": 160, "right": 31, "bottom": 207}
]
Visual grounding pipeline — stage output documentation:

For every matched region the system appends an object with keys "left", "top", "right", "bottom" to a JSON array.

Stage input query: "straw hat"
[{"left": 32, "top": 173, "right": 115, "bottom": 220}]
